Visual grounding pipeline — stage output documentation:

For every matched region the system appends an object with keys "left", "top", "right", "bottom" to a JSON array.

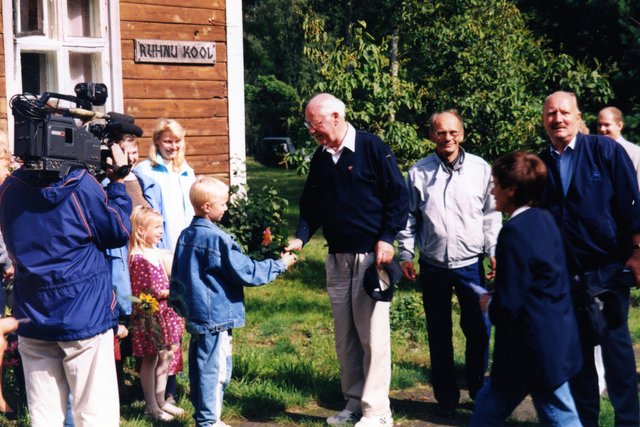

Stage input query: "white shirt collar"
[
  {"left": 551, "top": 135, "right": 577, "bottom": 156},
  {"left": 323, "top": 123, "right": 356, "bottom": 162},
  {"left": 509, "top": 205, "right": 530, "bottom": 220}
]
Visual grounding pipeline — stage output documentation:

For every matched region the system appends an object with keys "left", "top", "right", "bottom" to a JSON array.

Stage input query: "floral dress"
[{"left": 129, "top": 253, "right": 183, "bottom": 357}]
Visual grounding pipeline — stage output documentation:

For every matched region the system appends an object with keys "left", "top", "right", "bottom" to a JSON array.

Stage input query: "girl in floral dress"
[{"left": 129, "top": 206, "right": 185, "bottom": 421}]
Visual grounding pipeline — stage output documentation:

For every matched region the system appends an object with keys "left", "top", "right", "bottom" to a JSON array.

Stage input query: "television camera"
[{"left": 10, "top": 83, "right": 143, "bottom": 177}]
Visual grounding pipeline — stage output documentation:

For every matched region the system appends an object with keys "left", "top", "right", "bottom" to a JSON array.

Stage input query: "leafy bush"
[
  {"left": 390, "top": 290, "right": 425, "bottom": 340},
  {"left": 220, "top": 184, "right": 289, "bottom": 260}
]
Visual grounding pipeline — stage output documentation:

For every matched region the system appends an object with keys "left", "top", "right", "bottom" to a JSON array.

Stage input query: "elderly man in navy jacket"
[
  {"left": 538, "top": 91, "right": 640, "bottom": 427},
  {"left": 286, "top": 93, "right": 408, "bottom": 427}
]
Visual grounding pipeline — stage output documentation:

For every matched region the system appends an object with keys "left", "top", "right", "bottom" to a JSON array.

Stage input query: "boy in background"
[
  {"left": 170, "top": 176, "right": 297, "bottom": 427},
  {"left": 470, "top": 151, "right": 582, "bottom": 426}
]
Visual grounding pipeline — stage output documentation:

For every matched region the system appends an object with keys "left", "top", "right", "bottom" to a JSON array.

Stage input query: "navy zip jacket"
[
  {"left": 539, "top": 133, "right": 640, "bottom": 272},
  {"left": 295, "top": 130, "right": 408, "bottom": 253},
  {"left": 0, "top": 167, "right": 132, "bottom": 341}
]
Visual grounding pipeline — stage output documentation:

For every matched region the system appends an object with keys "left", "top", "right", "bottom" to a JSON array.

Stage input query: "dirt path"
[
  {"left": 230, "top": 346, "right": 640, "bottom": 426},
  {"left": 232, "top": 385, "right": 539, "bottom": 426}
]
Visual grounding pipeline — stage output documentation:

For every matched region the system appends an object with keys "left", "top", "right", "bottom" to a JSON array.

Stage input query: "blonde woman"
[{"left": 135, "top": 119, "right": 196, "bottom": 250}]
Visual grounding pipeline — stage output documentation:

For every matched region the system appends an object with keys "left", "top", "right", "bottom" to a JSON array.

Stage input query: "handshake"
[{"left": 280, "top": 238, "right": 304, "bottom": 269}]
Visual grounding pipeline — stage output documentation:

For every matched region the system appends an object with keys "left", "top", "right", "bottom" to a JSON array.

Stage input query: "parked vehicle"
[{"left": 255, "top": 137, "right": 295, "bottom": 168}]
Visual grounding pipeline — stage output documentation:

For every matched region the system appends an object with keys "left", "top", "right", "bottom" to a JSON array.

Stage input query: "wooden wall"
[{"left": 120, "top": 0, "right": 229, "bottom": 179}]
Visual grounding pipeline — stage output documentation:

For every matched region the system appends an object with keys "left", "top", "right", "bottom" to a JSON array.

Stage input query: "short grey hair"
[{"left": 307, "top": 93, "right": 346, "bottom": 118}]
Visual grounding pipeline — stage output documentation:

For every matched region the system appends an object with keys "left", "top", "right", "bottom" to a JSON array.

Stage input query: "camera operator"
[{"left": 0, "top": 144, "right": 133, "bottom": 427}]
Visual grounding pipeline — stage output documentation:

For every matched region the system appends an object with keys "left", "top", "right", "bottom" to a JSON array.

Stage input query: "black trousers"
[{"left": 419, "top": 260, "right": 490, "bottom": 406}]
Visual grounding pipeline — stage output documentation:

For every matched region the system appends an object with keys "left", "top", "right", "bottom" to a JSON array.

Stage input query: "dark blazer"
[
  {"left": 539, "top": 133, "right": 640, "bottom": 273},
  {"left": 489, "top": 207, "right": 582, "bottom": 390}
]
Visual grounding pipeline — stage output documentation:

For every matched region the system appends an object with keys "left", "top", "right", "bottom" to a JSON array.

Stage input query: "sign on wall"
[{"left": 134, "top": 39, "right": 216, "bottom": 65}]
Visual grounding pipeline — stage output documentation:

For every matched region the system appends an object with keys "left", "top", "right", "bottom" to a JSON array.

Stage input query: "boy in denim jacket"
[{"left": 170, "top": 176, "right": 297, "bottom": 427}]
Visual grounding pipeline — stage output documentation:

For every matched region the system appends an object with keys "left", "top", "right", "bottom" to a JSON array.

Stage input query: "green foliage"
[
  {"left": 245, "top": 75, "right": 301, "bottom": 153},
  {"left": 243, "top": 0, "right": 312, "bottom": 87},
  {"left": 220, "top": 184, "right": 289, "bottom": 261},
  {"left": 400, "top": 0, "right": 613, "bottom": 160},
  {"left": 390, "top": 290, "right": 425, "bottom": 341},
  {"left": 301, "top": 17, "right": 427, "bottom": 170},
  {"left": 516, "top": 0, "right": 640, "bottom": 141}
]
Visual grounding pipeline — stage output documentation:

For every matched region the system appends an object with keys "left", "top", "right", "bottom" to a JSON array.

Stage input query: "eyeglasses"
[
  {"left": 304, "top": 113, "right": 332, "bottom": 130},
  {"left": 434, "top": 130, "right": 460, "bottom": 139}
]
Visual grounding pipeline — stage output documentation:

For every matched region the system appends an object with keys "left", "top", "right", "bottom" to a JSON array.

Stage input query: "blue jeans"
[
  {"left": 419, "top": 261, "right": 490, "bottom": 405},
  {"left": 470, "top": 381, "right": 581, "bottom": 426},
  {"left": 189, "top": 330, "right": 232, "bottom": 426}
]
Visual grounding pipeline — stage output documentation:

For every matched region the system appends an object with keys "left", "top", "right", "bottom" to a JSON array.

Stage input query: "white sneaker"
[
  {"left": 327, "top": 409, "right": 361, "bottom": 425},
  {"left": 161, "top": 402, "right": 186, "bottom": 417},
  {"left": 354, "top": 412, "right": 393, "bottom": 427},
  {"left": 144, "top": 408, "right": 175, "bottom": 422}
]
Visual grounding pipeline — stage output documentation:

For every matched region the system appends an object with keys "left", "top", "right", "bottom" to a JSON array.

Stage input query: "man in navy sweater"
[
  {"left": 286, "top": 93, "right": 408, "bottom": 427},
  {"left": 538, "top": 91, "right": 640, "bottom": 426}
]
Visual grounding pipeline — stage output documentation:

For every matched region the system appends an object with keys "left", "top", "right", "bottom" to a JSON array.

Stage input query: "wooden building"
[{"left": 0, "top": 0, "right": 246, "bottom": 185}]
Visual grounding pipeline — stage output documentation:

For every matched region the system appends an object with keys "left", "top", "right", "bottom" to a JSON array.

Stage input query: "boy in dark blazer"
[{"left": 470, "top": 151, "right": 582, "bottom": 426}]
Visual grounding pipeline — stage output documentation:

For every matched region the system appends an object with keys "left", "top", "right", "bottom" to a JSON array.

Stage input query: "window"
[
  {"left": 15, "top": 0, "right": 44, "bottom": 36},
  {"left": 4, "top": 0, "right": 123, "bottom": 141}
]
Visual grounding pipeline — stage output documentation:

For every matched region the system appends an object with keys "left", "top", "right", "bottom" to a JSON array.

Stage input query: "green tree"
[
  {"left": 400, "top": 0, "right": 612, "bottom": 159},
  {"left": 245, "top": 75, "right": 300, "bottom": 152},
  {"left": 243, "top": 0, "right": 313, "bottom": 87},
  {"left": 298, "top": 17, "right": 428, "bottom": 170},
  {"left": 516, "top": 0, "right": 640, "bottom": 140}
]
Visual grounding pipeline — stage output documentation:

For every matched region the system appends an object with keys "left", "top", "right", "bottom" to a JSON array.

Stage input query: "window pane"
[
  {"left": 69, "top": 52, "right": 102, "bottom": 87},
  {"left": 21, "top": 52, "right": 56, "bottom": 94},
  {"left": 15, "top": 0, "right": 44, "bottom": 36},
  {"left": 66, "top": 0, "right": 99, "bottom": 38}
]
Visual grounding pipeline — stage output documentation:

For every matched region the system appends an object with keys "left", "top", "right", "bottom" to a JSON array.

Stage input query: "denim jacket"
[
  {"left": 169, "top": 217, "right": 287, "bottom": 334},
  {"left": 103, "top": 170, "right": 166, "bottom": 316}
]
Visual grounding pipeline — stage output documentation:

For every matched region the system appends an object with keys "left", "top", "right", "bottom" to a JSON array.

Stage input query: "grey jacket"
[{"left": 396, "top": 151, "right": 501, "bottom": 269}]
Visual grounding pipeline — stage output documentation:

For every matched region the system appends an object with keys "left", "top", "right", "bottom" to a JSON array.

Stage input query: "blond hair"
[
  {"left": 129, "top": 206, "right": 164, "bottom": 259},
  {"left": 189, "top": 175, "right": 228, "bottom": 210},
  {"left": 150, "top": 118, "right": 187, "bottom": 171},
  {"left": 117, "top": 133, "right": 138, "bottom": 148}
]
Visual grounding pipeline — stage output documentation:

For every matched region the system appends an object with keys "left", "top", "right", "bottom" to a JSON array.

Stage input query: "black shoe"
[{"left": 435, "top": 402, "right": 456, "bottom": 418}]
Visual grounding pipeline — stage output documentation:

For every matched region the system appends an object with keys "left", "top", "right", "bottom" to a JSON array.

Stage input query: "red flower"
[{"left": 262, "top": 227, "right": 273, "bottom": 247}]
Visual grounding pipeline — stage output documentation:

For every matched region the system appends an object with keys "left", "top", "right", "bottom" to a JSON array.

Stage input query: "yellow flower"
[{"left": 130, "top": 292, "right": 159, "bottom": 314}]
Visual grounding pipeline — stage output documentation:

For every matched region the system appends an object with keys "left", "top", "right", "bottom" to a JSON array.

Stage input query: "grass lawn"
[{"left": 2, "top": 158, "right": 637, "bottom": 426}]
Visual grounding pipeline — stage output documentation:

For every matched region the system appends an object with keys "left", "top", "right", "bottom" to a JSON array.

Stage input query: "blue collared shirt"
[{"left": 550, "top": 137, "right": 577, "bottom": 195}]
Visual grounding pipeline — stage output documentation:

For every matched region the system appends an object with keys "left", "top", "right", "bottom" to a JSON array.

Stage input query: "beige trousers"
[
  {"left": 326, "top": 253, "right": 391, "bottom": 417},
  {"left": 19, "top": 329, "right": 120, "bottom": 427}
]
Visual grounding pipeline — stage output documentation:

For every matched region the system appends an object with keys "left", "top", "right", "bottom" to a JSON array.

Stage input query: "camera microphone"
[
  {"left": 108, "top": 121, "right": 144, "bottom": 137},
  {"left": 105, "top": 112, "right": 135, "bottom": 123},
  {"left": 68, "top": 109, "right": 136, "bottom": 124}
]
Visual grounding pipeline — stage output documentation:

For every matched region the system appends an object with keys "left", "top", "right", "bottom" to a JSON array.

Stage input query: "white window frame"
[{"left": 3, "top": 0, "right": 123, "bottom": 147}]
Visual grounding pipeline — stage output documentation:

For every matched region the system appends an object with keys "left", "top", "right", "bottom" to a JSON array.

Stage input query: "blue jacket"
[
  {"left": 539, "top": 133, "right": 640, "bottom": 272},
  {"left": 490, "top": 208, "right": 582, "bottom": 390},
  {"left": 104, "top": 170, "right": 165, "bottom": 316},
  {"left": 0, "top": 168, "right": 132, "bottom": 341},
  {"left": 169, "top": 217, "right": 287, "bottom": 334},
  {"left": 135, "top": 155, "right": 195, "bottom": 250}
]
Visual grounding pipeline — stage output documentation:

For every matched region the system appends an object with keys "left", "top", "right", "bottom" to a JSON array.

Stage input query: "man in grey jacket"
[{"left": 397, "top": 110, "right": 501, "bottom": 417}]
